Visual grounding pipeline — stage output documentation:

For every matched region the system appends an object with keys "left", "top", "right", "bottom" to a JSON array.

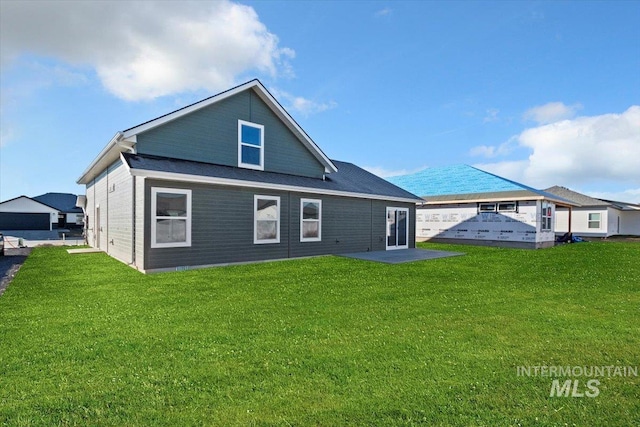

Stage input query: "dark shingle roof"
[
  {"left": 544, "top": 186, "right": 611, "bottom": 207},
  {"left": 123, "top": 153, "right": 422, "bottom": 202},
  {"left": 33, "top": 193, "right": 83, "bottom": 213}
]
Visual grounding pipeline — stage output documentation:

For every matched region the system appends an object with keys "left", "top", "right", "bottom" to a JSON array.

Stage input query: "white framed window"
[
  {"left": 478, "top": 203, "right": 497, "bottom": 213},
  {"left": 541, "top": 201, "right": 553, "bottom": 231},
  {"left": 254, "top": 195, "right": 280, "bottom": 244},
  {"left": 151, "top": 187, "right": 192, "bottom": 248},
  {"left": 238, "top": 120, "right": 264, "bottom": 170},
  {"left": 588, "top": 213, "right": 601, "bottom": 229},
  {"left": 498, "top": 201, "right": 518, "bottom": 212},
  {"left": 300, "top": 199, "right": 322, "bottom": 242}
]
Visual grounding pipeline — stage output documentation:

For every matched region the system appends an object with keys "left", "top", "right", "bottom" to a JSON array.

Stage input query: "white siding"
[
  {"left": 0, "top": 197, "right": 57, "bottom": 214},
  {"left": 619, "top": 210, "right": 640, "bottom": 235},
  {"left": 106, "top": 162, "right": 134, "bottom": 263},
  {"left": 554, "top": 206, "right": 612, "bottom": 236},
  {"left": 85, "top": 160, "right": 135, "bottom": 264},
  {"left": 607, "top": 207, "right": 620, "bottom": 236}
]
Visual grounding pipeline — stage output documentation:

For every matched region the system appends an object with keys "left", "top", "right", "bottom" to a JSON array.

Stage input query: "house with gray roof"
[
  {"left": 388, "top": 165, "right": 575, "bottom": 248},
  {"left": 77, "top": 80, "right": 421, "bottom": 272},
  {"left": 32, "top": 192, "right": 84, "bottom": 228},
  {"left": 545, "top": 186, "right": 640, "bottom": 237},
  {"left": 0, "top": 192, "right": 83, "bottom": 231}
]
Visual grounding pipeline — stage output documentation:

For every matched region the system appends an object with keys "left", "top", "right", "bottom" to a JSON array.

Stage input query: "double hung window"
[
  {"left": 300, "top": 199, "right": 321, "bottom": 242},
  {"left": 238, "top": 120, "right": 264, "bottom": 170},
  {"left": 151, "top": 188, "right": 191, "bottom": 248},
  {"left": 254, "top": 195, "right": 280, "bottom": 244}
]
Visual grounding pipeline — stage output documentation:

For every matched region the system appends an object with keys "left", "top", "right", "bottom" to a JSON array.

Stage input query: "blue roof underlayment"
[{"left": 386, "top": 164, "right": 533, "bottom": 197}]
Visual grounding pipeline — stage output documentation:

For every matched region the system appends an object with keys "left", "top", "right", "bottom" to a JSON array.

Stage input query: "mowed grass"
[{"left": 0, "top": 242, "right": 638, "bottom": 426}]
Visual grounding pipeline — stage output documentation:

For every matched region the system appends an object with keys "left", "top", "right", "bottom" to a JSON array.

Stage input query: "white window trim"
[
  {"left": 478, "top": 203, "right": 497, "bottom": 213},
  {"left": 386, "top": 207, "right": 410, "bottom": 250},
  {"left": 300, "top": 198, "right": 322, "bottom": 242},
  {"left": 151, "top": 187, "right": 192, "bottom": 249},
  {"left": 541, "top": 201, "right": 553, "bottom": 231},
  {"left": 588, "top": 212, "right": 601, "bottom": 229},
  {"left": 238, "top": 120, "right": 265, "bottom": 171},
  {"left": 497, "top": 201, "right": 518, "bottom": 212},
  {"left": 254, "top": 195, "right": 280, "bottom": 244}
]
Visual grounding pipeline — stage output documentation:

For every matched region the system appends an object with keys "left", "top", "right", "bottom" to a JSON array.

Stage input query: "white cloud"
[
  {"left": 475, "top": 106, "right": 640, "bottom": 189},
  {"left": 375, "top": 8, "right": 392, "bottom": 17},
  {"left": 269, "top": 88, "right": 337, "bottom": 118},
  {"left": 0, "top": 0, "right": 294, "bottom": 101},
  {"left": 523, "top": 101, "right": 582, "bottom": 124},
  {"left": 363, "top": 165, "right": 428, "bottom": 178},
  {"left": 483, "top": 108, "right": 500, "bottom": 123},
  {"left": 582, "top": 188, "right": 640, "bottom": 204},
  {"left": 0, "top": 125, "right": 15, "bottom": 148},
  {"left": 469, "top": 136, "right": 516, "bottom": 158}
]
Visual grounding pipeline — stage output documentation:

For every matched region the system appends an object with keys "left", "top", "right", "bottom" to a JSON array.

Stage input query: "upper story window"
[
  {"left": 238, "top": 120, "right": 264, "bottom": 170},
  {"left": 151, "top": 187, "right": 192, "bottom": 248}
]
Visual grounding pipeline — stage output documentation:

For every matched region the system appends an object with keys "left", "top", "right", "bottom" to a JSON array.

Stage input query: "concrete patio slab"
[
  {"left": 340, "top": 248, "right": 464, "bottom": 264},
  {"left": 67, "top": 248, "right": 102, "bottom": 254}
]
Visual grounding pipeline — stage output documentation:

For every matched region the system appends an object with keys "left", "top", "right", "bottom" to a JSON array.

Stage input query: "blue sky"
[{"left": 1, "top": 0, "right": 639, "bottom": 202}]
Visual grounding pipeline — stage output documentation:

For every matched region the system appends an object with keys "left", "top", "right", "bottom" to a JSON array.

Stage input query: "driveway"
[{"left": 0, "top": 248, "right": 32, "bottom": 296}]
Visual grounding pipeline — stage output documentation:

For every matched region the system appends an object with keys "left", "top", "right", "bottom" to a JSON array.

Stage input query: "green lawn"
[{"left": 1, "top": 242, "right": 638, "bottom": 426}]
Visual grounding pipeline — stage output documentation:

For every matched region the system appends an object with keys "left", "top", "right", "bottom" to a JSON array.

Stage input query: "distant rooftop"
[
  {"left": 387, "top": 164, "right": 575, "bottom": 205},
  {"left": 33, "top": 193, "right": 83, "bottom": 213},
  {"left": 544, "top": 186, "right": 610, "bottom": 207},
  {"left": 388, "top": 164, "right": 534, "bottom": 197},
  {"left": 545, "top": 186, "right": 640, "bottom": 210}
]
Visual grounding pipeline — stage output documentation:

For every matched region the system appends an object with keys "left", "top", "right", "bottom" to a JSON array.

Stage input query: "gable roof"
[
  {"left": 0, "top": 195, "right": 60, "bottom": 212},
  {"left": 33, "top": 193, "right": 83, "bottom": 213},
  {"left": 121, "top": 153, "right": 422, "bottom": 203},
  {"left": 77, "top": 80, "right": 337, "bottom": 185},
  {"left": 545, "top": 186, "right": 640, "bottom": 210},
  {"left": 387, "top": 164, "right": 575, "bottom": 205},
  {"left": 600, "top": 199, "right": 640, "bottom": 211},
  {"left": 544, "top": 186, "right": 611, "bottom": 207}
]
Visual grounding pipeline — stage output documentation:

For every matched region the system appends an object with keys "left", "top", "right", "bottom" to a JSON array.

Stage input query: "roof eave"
[
  {"left": 421, "top": 193, "right": 579, "bottom": 206},
  {"left": 124, "top": 165, "right": 419, "bottom": 204}
]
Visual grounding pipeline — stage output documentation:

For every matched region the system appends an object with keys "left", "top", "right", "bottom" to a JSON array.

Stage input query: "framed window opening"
[
  {"left": 478, "top": 203, "right": 497, "bottom": 213},
  {"left": 254, "top": 195, "right": 280, "bottom": 244},
  {"left": 497, "top": 201, "right": 518, "bottom": 212},
  {"left": 541, "top": 201, "right": 553, "bottom": 231},
  {"left": 300, "top": 199, "right": 322, "bottom": 242},
  {"left": 238, "top": 120, "right": 264, "bottom": 170},
  {"left": 151, "top": 187, "right": 192, "bottom": 248},
  {"left": 588, "top": 212, "right": 601, "bottom": 229}
]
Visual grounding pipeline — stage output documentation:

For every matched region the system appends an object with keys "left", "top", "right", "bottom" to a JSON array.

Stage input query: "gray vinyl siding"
[
  {"left": 135, "top": 89, "right": 325, "bottom": 179},
  {"left": 144, "top": 180, "right": 290, "bottom": 270},
  {"left": 143, "top": 179, "right": 416, "bottom": 271},
  {"left": 106, "top": 162, "right": 133, "bottom": 264}
]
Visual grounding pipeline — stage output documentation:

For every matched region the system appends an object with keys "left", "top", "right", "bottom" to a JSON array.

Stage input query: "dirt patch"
[{"left": 0, "top": 248, "right": 32, "bottom": 296}]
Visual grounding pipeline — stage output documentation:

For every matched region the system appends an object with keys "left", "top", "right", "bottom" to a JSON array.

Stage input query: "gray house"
[{"left": 77, "top": 80, "right": 420, "bottom": 272}]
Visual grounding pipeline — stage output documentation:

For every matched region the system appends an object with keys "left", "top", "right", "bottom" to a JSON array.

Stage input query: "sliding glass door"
[{"left": 386, "top": 207, "right": 409, "bottom": 250}]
